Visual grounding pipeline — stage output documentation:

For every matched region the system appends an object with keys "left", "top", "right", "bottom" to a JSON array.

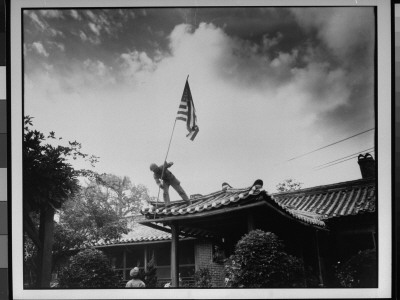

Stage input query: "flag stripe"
[
  {"left": 187, "top": 126, "right": 199, "bottom": 141},
  {"left": 175, "top": 80, "right": 199, "bottom": 141}
]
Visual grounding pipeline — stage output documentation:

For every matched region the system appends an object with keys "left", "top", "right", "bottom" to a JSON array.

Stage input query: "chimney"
[{"left": 358, "top": 153, "right": 376, "bottom": 179}]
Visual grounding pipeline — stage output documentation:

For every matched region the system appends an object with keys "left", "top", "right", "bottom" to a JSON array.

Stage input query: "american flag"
[{"left": 176, "top": 80, "right": 199, "bottom": 141}]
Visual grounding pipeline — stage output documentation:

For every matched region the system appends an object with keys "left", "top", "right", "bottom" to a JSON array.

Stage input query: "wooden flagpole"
[{"left": 154, "top": 75, "right": 189, "bottom": 216}]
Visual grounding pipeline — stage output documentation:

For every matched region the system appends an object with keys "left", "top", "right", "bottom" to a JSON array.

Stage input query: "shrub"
[
  {"left": 334, "top": 249, "right": 377, "bottom": 287},
  {"left": 58, "top": 249, "right": 121, "bottom": 288},
  {"left": 225, "top": 230, "right": 306, "bottom": 288},
  {"left": 194, "top": 268, "right": 212, "bottom": 288}
]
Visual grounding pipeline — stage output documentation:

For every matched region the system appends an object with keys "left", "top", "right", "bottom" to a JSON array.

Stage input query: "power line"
[
  {"left": 287, "top": 128, "right": 374, "bottom": 162},
  {"left": 313, "top": 147, "right": 375, "bottom": 169},
  {"left": 314, "top": 147, "right": 375, "bottom": 171}
]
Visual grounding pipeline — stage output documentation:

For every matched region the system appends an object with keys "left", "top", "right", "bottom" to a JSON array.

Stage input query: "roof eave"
[{"left": 142, "top": 196, "right": 328, "bottom": 231}]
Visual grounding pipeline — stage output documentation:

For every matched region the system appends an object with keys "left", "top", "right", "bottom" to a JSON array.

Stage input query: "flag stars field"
[{"left": 23, "top": 6, "right": 375, "bottom": 199}]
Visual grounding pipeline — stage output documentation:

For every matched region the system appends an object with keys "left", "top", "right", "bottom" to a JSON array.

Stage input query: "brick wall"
[{"left": 194, "top": 241, "right": 225, "bottom": 287}]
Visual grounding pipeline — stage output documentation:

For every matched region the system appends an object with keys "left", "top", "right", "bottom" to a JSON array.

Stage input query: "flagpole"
[
  {"left": 155, "top": 75, "right": 189, "bottom": 214},
  {"left": 154, "top": 119, "right": 177, "bottom": 216}
]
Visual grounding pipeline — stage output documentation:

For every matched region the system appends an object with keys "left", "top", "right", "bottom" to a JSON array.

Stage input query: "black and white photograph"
[{"left": 10, "top": 0, "right": 392, "bottom": 299}]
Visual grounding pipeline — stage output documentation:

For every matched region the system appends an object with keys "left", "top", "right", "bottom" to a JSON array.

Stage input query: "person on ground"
[{"left": 125, "top": 267, "right": 146, "bottom": 288}]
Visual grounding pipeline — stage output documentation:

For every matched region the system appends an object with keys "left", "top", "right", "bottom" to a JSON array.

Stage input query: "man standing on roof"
[{"left": 150, "top": 161, "right": 190, "bottom": 206}]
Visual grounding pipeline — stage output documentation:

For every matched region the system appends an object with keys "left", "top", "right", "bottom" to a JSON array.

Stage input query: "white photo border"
[{"left": 11, "top": 0, "right": 392, "bottom": 299}]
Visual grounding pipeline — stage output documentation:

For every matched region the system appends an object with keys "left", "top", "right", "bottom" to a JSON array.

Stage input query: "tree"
[
  {"left": 54, "top": 185, "right": 128, "bottom": 253},
  {"left": 224, "top": 230, "right": 307, "bottom": 288},
  {"left": 58, "top": 249, "right": 121, "bottom": 288},
  {"left": 276, "top": 178, "right": 303, "bottom": 193},
  {"left": 334, "top": 249, "right": 377, "bottom": 287},
  {"left": 52, "top": 173, "right": 154, "bottom": 271},
  {"left": 95, "top": 173, "right": 152, "bottom": 217},
  {"left": 52, "top": 188, "right": 129, "bottom": 260},
  {"left": 23, "top": 116, "right": 98, "bottom": 287}
]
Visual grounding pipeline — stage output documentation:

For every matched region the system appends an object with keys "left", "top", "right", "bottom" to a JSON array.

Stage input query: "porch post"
[
  {"left": 315, "top": 230, "right": 324, "bottom": 287},
  {"left": 371, "top": 231, "right": 376, "bottom": 250},
  {"left": 123, "top": 249, "right": 127, "bottom": 280},
  {"left": 295, "top": 229, "right": 308, "bottom": 287},
  {"left": 247, "top": 211, "right": 255, "bottom": 232},
  {"left": 144, "top": 246, "right": 148, "bottom": 272},
  {"left": 170, "top": 221, "right": 179, "bottom": 287}
]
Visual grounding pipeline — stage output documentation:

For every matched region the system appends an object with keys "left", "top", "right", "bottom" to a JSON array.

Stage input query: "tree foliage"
[
  {"left": 94, "top": 173, "right": 152, "bottom": 217},
  {"left": 23, "top": 116, "right": 99, "bottom": 287},
  {"left": 334, "top": 249, "right": 377, "bottom": 287},
  {"left": 23, "top": 115, "right": 99, "bottom": 226},
  {"left": 276, "top": 178, "right": 303, "bottom": 193},
  {"left": 24, "top": 117, "right": 79, "bottom": 212},
  {"left": 53, "top": 188, "right": 129, "bottom": 256},
  {"left": 53, "top": 173, "right": 153, "bottom": 255},
  {"left": 225, "top": 230, "right": 307, "bottom": 288},
  {"left": 58, "top": 249, "right": 121, "bottom": 288}
]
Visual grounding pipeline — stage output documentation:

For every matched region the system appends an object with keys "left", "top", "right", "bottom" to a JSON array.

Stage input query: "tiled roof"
[
  {"left": 141, "top": 185, "right": 264, "bottom": 216},
  {"left": 141, "top": 178, "right": 376, "bottom": 229},
  {"left": 93, "top": 216, "right": 173, "bottom": 247},
  {"left": 271, "top": 178, "right": 376, "bottom": 220},
  {"left": 141, "top": 183, "right": 326, "bottom": 227}
]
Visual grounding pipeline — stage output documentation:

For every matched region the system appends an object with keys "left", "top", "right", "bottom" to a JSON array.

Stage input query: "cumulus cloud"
[
  {"left": 88, "top": 22, "right": 101, "bottom": 36},
  {"left": 79, "top": 30, "right": 88, "bottom": 41},
  {"left": 83, "top": 59, "right": 115, "bottom": 83},
  {"left": 82, "top": 11, "right": 119, "bottom": 42},
  {"left": 70, "top": 10, "right": 81, "bottom": 20},
  {"left": 118, "top": 51, "right": 157, "bottom": 85},
  {"left": 157, "top": 19, "right": 371, "bottom": 140},
  {"left": 49, "top": 28, "right": 64, "bottom": 37},
  {"left": 290, "top": 7, "right": 374, "bottom": 60},
  {"left": 39, "top": 10, "right": 64, "bottom": 19},
  {"left": 165, "top": 23, "right": 347, "bottom": 110},
  {"left": 289, "top": 7, "right": 375, "bottom": 133},
  {"left": 261, "top": 32, "right": 283, "bottom": 50},
  {"left": 31, "top": 42, "right": 49, "bottom": 57},
  {"left": 54, "top": 42, "right": 65, "bottom": 52},
  {"left": 27, "top": 11, "right": 46, "bottom": 31},
  {"left": 86, "top": 10, "right": 98, "bottom": 23}
]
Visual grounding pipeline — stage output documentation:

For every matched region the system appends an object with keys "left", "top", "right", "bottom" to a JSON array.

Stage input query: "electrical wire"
[
  {"left": 314, "top": 147, "right": 375, "bottom": 171},
  {"left": 313, "top": 147, "right": 375, "bottom": 169},
  {"left": 287, "top": 128, "right": 374, "bottom": 162}
]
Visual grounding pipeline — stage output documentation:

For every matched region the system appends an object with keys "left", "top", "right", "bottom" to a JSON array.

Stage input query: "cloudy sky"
[{"left": 23, "top": 6, "right": 375, "bottom": 199}]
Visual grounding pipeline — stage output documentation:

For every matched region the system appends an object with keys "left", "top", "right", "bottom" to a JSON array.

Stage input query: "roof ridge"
[{"left": 271, "top": 178, "right": 375, "bottom": 196}]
